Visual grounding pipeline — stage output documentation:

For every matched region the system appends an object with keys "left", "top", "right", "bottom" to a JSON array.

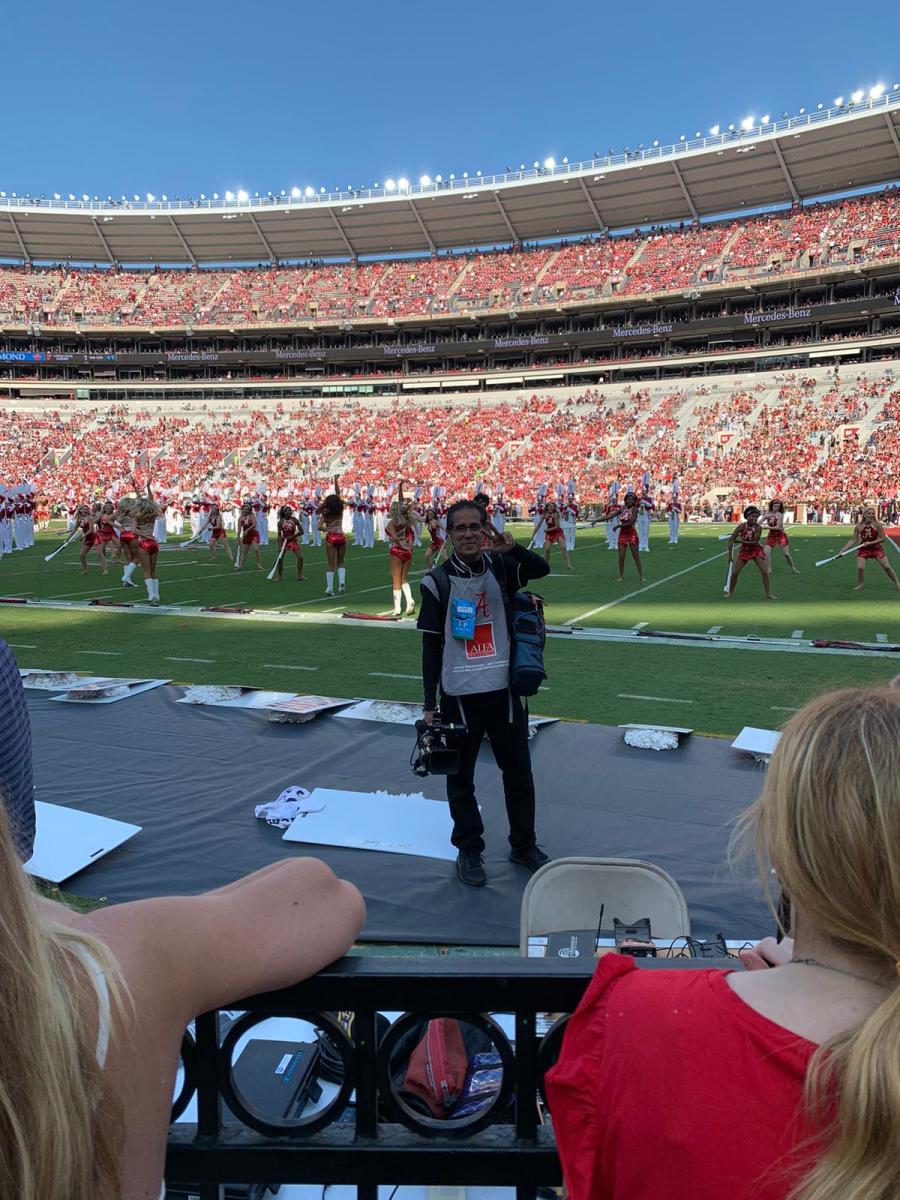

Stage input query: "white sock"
[
  {"left": 393, "top": 589, "right": 402, "bottom": 614},
  {"left": 337, "top": 567, "right": 345, "bottom": 588},
  {"left": 153, "top": 579, "right": 160, "bottom": 601},
  {"left": 326, "top": 571, "right": 334, "bottom": 593},
  {"left": 402, "top": 582, "right": 413, "bottom": 608},
  {"left": 123, "top": 562, "right": 135, "bottom": 581},
  {"left": 146, "top": 579, "right": 154, "bottom": 599}
]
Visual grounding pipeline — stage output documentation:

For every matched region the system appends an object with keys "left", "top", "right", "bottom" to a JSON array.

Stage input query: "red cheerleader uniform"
[
  {"left": 737, "top": 524, "right": 765, "bottom": 562},
  {"left": 765, "top": 514, "right": 788, "bottom": 547},
  {"left": 545, "top": 522, "right": 566, "bottom": 545},
  {"left": 390, "top": 526, "right": 414, "bottom": 563},
  {"left": 210, "top": 526, "right": 227, "bottom": 541},
  {"left": 79, "top": 518, "right": 97, "bottom": 547},
  {"left": 240, "top": 516, "right": 260, "bottom": 546},
  {"left": 280, "top": 518, "right": 301, "bottom": 553},
  {"left": 326, "top": 530, "right": 347, "bottom": 548},
  {"left": 857, "top": 523, "right": 885, "bottom": 560},
  {"left": 97, "top": 516, "right": 117, "bottom": 543},
  {"left": 617, "top": 509, "right": 639, "bottom": 547}
]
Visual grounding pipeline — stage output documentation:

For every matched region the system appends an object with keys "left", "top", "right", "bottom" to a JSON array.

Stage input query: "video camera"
[{"left": 410, "top": 715, "right": 465, "bottom": 777}]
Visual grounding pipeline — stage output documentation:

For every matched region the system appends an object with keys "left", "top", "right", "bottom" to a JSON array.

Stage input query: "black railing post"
[
  {"left": 515, "top": 1010, "right": 538, "bottom": 1141},
  {"left": 353, "top": 1008, "right": 379, "bottom": 1139},
  {"left": 194, "top": 1009, "right": 223, "bottom": 1200}
]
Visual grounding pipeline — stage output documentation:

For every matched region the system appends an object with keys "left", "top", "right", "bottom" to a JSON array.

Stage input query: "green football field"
[{"left": 2, "top": 521, "right": 898, "bottom": 736}]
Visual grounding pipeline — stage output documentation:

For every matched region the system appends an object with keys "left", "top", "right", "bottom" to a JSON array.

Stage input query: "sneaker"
[
  {"left": 325, "top": 589, "right": 334, "bottom": 597},
  {"left": 456, "top": 850, "right": 487, "bottom": 887},
  {"left": 509, "top": 844, "right": 550, "bottom": 872},
  {"left": 122, "top": 579, "right": 137, "bottom": 588},
  {"left": 148, "top": 599, "right": 159, "bottom": 607},
  {"left": 405, "top": 603, "right": 416, "bottom": 616}
]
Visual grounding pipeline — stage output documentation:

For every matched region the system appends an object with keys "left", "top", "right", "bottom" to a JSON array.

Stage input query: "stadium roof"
[{"left": 2, "top": 93, "right": 900, "bottom": 267}]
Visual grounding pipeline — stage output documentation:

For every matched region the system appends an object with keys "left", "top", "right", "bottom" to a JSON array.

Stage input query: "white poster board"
[
  {"left": 178, "top": 686, "right": 298, "bottom": 709},
  {"left": 24, "top": 801, "right": 142, "bottom": 883},
  {"left": 282, "top": 787, "right": 456, "bottom": 861},
  {"left": 731, "top": 727, "right": 781, "bottom": 757},
  {"left": 50, "top": 678, "right": 170, "bottom": 704}
]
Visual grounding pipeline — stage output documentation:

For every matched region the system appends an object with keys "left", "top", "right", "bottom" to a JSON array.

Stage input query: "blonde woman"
[
  {"left": 133, "top": 480, "right": 162, "bottom": 606},
  {"left": 0, "top": 798, "right": 365, "bottom": 1200},
  {"left": 838, "top": 506, "right": 900, "bottom": 592},
  {"left": 385, "top": 482, "right": 417, "bottom": 617},
  {"left": 548, "top": 685, "right": 899, "bottom": 1200}
]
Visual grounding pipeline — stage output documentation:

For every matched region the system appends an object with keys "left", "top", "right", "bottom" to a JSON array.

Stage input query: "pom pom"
[{"left": 624, "top": 728, "right": 679, "bottom": 751}]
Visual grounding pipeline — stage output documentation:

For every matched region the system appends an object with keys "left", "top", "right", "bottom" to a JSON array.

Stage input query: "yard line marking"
[
  {"left": 791, "top": 629, "right": 804, "bottom": 639},
  {"left": 617, "top": 693, "right": 694, "bottom": 704},
  {"left": 631, "top": 621, "right": 648, "bottom": 630},
  {"left": 706, "top": 625, "right": 722, "bottom": 634},
  {"left": 165, "top": 656, "right": 216, "bottom": 664},
  {"left": 771, "top": 706, "right": 800, "bottom": 712},
  {"left": 876, "top": 633, "right": 888, "bottom": 643},
  {"left": 370, "top": 672, "right": 420, "bottom": 680},
  {"left": 564, "top": 551, "right": 727, "bottom": 625},
  {"left": 277, "top": 580, "right": 392, "bottom": 611},
  {"left": 262, "top": 663, "right": 319, "bottom": 671},
  {"left": 6, "top": 643, "right": 37, "bottom": 648},
  {"left": 78, "top": 650, "right": 122, "bottom": 656}
]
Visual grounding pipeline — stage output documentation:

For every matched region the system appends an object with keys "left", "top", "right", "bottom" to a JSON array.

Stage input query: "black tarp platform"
[{"left": 25, "top": 686, "right": 772, "bottom": 944}]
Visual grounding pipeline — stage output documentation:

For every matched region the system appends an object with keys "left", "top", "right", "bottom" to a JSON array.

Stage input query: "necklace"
[{"left": 790, "top": 957, "right": 890, "bottom": 989}]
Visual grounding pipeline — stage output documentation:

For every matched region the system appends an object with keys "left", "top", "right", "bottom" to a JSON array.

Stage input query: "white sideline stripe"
[
  {"left": 278, "top": 580, "right": 391, "bottom": 610},
  {"left": 876, "top": 633, "right": 888, "bottom": 643},
  {"left": 791, "top": 629, "right": 804, "bottom": 639},
  {"left": 631, "top": 621, "right": 648, "bottom": 630},
  {"left": 370, "top": 672, "right": 419, "bottom": 680},
  {"left": 564, "top": 551, "right": 727, "bottom": 625},
  {"left": 617, "top": 693, "right": 694, "bottom": 704},
  {"left": 165, "top": 656, "right": 216, "bottom": 663},
  {"left": 6, "top": 643, "right": 37, "bottom": 648},
  {"left": 262, "top": 663, "right": 319, "bottom": 671},
  {"left": 706, "top": 626, "right": 722, "bottom": 634},
  {"left": 772, "top": 706, "right": 800, "bottom": 712},
  {"left": 78, "top": 650, "right": 122, "bottom": 656},
  {"left": 48, "top": 568, "right": 240, "bottom": 601}
]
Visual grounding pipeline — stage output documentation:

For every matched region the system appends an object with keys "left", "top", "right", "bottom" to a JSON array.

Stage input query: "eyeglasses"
[{"left": 451, "top": 523, "right": 484, "bottom": 533}]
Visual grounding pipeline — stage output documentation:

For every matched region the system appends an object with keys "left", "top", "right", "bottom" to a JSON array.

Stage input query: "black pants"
[{"left": 440, "top": 688, "right": 536, "bottom": 855}]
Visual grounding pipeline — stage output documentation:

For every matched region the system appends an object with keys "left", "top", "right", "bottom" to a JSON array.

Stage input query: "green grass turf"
[{"left": 2, "top": 522, "right": 898, "bottom": 736}]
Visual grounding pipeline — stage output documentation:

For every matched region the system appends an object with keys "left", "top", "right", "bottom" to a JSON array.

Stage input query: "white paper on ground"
[
  {"left": 24, "top": 801, "right": 141, "bottom": 883},
  {"left": 50, "top": 678, "right": 170, "bottom": 704},
  {"left": 731, "top": 727, "right": 781, "bottom": 756},
  {"left": 282, "top": 787, "right": 457, "bottom": 861},
  {"left": 335, "top": 699, "right": 423, "bottom": 725},
  {"left": 21, "top": 670, "right": 106, "bottom": 690},
  {"left": 265, "top": 695, "right": 352, "bottom": 719}
]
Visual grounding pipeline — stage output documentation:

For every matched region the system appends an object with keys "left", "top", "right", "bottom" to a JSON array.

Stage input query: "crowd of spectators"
[{"left": 1, "top": 189, "right": 898, "bottom": 329}]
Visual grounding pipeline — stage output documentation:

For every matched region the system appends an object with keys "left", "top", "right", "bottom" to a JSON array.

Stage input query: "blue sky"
[{"left": 5, "top": 2, "right": 899, "bottom": 199}]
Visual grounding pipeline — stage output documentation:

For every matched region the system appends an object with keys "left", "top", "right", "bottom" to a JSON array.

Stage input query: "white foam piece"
[
  {"left": 24, "top": 801, "right": 141, "bottom": 883},
  {"left": 283, "top": 787, "right": 457, "bottom": 861},
  {"left": 265, "top": 695, "right": 352, "bottom": 722},
  {"left": 50, "top": 678, "right": 170, "bottom": 704}
]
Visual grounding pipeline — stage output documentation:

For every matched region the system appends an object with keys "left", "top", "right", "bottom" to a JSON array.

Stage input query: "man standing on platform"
[{"left": 417, "top": 501, "right": 551, "bottom": 887}]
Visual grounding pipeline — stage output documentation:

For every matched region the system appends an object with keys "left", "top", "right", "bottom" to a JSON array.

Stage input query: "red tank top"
[
  {"left": 860, "top": 523, "right": 878, "bottom": 544},
  {"left": 281, "top": 518, "right": 299, "bottom": 540},
  {"left": 546, "top": 956, "right": 821, "bottom": 1200}
]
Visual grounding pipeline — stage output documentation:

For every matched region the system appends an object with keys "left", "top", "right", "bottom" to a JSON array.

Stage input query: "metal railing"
[
  {"left": 2, "top": 92, "right": 900, "bottom": 216},
  {"left": 165, "top": 956, "right": 596, "bottom": 1200}
]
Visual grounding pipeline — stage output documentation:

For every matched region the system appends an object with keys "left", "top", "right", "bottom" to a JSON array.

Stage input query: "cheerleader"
[
  {"left": 726, "top": 506, "right": 775, "bottom": 600},
  {"left": 76, "top": 505, "right": 107, "bottom": 576},
  {"left": 764, "top": 500, "right": 800, "bottom": 574},
  {"left": 839, "top": 507, "right": 900, "bottom": 592},
  {"left": 117, "top": 497, "right": 140, "bottom": 588},
  {"left": 207, "top": 503, "right": 234, "bottom": 562},
  {"left": 319, "top": 478, "right": 346, "bottom": 594},
  {"left": 134, "top": 482, "right": 163, "bottom": 606},
  {"left": 537, "top": 501, "right": 574, "bottom": 571},
  {"left": 235, "top": 502, "right": 263, "bottom": 570},
  {"left": 96, "top": 500, "right": 121, "bottom": 563},
  {"left": 385, "top": 483, "right": 416, "bottom": 617},
  {"left": 616, "top": 492, "right": 645, "bottom": 583},
  {"left": 424, "top": 506, "right": 446, "bottom": 567},
  {"left": 275, "top": 504, "right": 306, "bottom": 581}
]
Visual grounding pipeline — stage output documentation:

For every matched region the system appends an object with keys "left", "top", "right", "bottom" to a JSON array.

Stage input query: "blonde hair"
[
  {"left": 735, "top": 687, "right": 900, "bottom": 1200},
  {"left": 0, "top": 802, "right": 127, "bottom": 1200},
  {"left": 134, "top": 497, "right": 160, "bottom": 525}
]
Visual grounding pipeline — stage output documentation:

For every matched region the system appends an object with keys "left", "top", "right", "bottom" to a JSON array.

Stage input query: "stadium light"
[
  {"left": 851, "top": 89, "right": 864, "bottom": 103},
  {"left": 834, "top": 96, "right": 844, "bottom": 106},
  {"left": 728, "top": 123, "right": 736, "bottom": 131},
  {"left": 462, "top": 171, "right": 469, "bottom": 178},
  {"left": 419, "top": 174, "right": 431, "bottom": 187},
  {"left": 291, "top": 186, "right": 301, "bottom": 197},
  {"left": 449, "top": 174, "right": 455, "bottom": 180},
  {"left": 533, "top": 161, "right": 539, "bottom": 168},
  {"left": 319, "top": 187, "right": 325, "bottom": 193},
  {"left": 694, "top": 131, "right": 701, "bottom": 138},
  {"left": 53, "top": 192, "right": 60, "bottom": 200},
  {"left": 761, "top": 114, "right": 770, "bottom": 123},
  {"left": 304, "top": 186, "right": 315, "bottom": 197},
  {"left": 212, "top": 193, "right": 219, "bottom": 200},
  {"left": 200, "top": 193, "right": 206, "bottom": 200},
  {"left": 798, "top": 108, "right": 805, "bottom": 114},
  {"left": 237, "top": 189, "right": 249, "bottom": 201},
  {"left": 817, "top": 103, "right": 824, "bottom": 110},
  {"left": 519, "top": 163, "right": 525, "bottom": 170},
  {"left": 709, "top": 125, "right": 720, "bottom": 135},
  {"left": 225, "top": 190, "right": 234, "bottom": 201},
  {"left": 82, "top": 193, "right": 89, "bottom": 201},
  {"left": 161, "top": 194, "right": 168, "bottom": 201},
  {"left": 652, "top": 140, "right": 659, "bottom": 147},
  {"left": 562, "top": 156, "right": 568, "bottom": 163},
  {"left": 397, "top": 177, "right": 410, "bottom": 190},
  {"left": 740, "top": 117, "right": 754, "bottom": 130},
  {"left": 435, "top": 174, "right": 443, "bottom": 183},
  {"left": 870, "top": 83, "right": 885, "bottom": 99},
  {"left": 475, "top": 170, "right": 482, "bottom": 177},
  {"left": 146, "top": 192, "right": 155, "bottom": 202},
  {"left": 543, "top": 156, "right": 556, "bottom": 169},
  {"left": 385, "top": 178, "right": 396, "bottom": 191}
]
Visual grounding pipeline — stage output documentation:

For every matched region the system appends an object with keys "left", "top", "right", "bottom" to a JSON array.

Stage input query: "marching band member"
[
  {"left": 637, "top": 481, "right": 655, "bottom": 553},
  {"left": 153, "top": 490, "right": 168, "bottom": 545},
  {"left": 256, "top": 489, "right": 270, "bottom": 547},
  {"left": 606, "top": 481, "right": 620, "bottom": 550},
  {"left": 530, "top": 485, "right": 547, "bottom": 550},
  {"left": 666, "top": 480, "right": 682, "bottom": 545},
  {"left": 726, "top": 505, "right": 775, "bottom": 600},
  {"left": 492, "top": 485, "right": 508, "bottom": 534},
  {"left": 764, "top": 500, "right": 800, "bottom": 574},
  {"left": 386, "top": 482, "right": 417, "bottom": 617},
  {"left": 562, "top": 484, "right": 578, "bottom": 553},
  {"left": 320, "top": 477, "right": 346, "bottom": 594},
  {"left": 839, "top": 506, "right": 900, "bottom": 592}
]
